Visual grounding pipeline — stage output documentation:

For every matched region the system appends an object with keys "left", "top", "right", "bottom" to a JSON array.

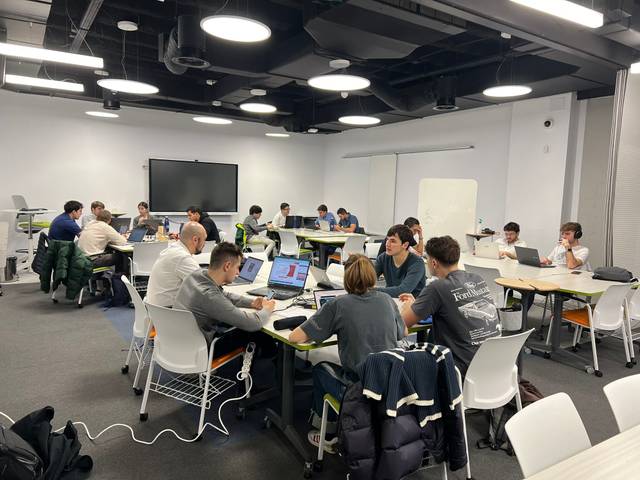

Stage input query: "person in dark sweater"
[
  {"left": 374, "top": 224, "right": 426, "bottom": 298},
  {"left": 49, "top": 200, "right": 83, "bottom": 241},
  {"left": 186, "top": 206, "right": 220, "bottom": 242}
]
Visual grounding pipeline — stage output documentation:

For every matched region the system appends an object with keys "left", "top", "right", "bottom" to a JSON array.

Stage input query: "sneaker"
[{"left": 307, "top": 430, "right": 338, "bottom": 454}]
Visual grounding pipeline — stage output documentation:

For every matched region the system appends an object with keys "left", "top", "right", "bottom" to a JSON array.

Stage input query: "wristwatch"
[{"left": 567, "top": 248, "right": 573, "bottom": 252}]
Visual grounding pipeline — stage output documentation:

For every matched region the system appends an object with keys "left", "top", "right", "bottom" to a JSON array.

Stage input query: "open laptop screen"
[
  {"left": 127, "top": 227, "right": 147, "bottom": 243},
  {"left": 239, "top": 257, "right": 264, "bottom": 282},
  {"left": 268, "top": 256, "right": 310, "bottom": 289},
  {"left": 314, "top": 289, "right": 347, "bottom": 309}
]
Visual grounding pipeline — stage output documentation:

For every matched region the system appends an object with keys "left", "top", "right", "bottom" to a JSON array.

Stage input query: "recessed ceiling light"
[
  {"left": 5, "top": 74, "right": 84, "bottom": 92},
  {"left": 483, "top": 85, "right": 532, "bottom": 98},
  {"left": 265, "top": 133, "right": 290, "bottom": 138},
  {"left": 117, "top": 20, "right": 138, "bottom": 32},
  {"left": 86, "top": 111, "right": 119, "bottom": 118},
  {"left": 510, "top": 0, "right": 603, "bottom": 29},
  {"left": 308, "top": 74, "right": 370, "bottom": 92},
  {"left": 97, "top": 79, "right": 159, "bottom": 95},
  {"left": 94, "top": 69, "right": 109, "bottom": 76},
  {"left": 193, "top": 116, "right": 233, "bottom": 125},
  {"left": 200, "top": 15, "right": 271, "bottom": 43},
  {"left": 240, "top": 102, "right": 277, "bottom": 113},
  {"left": 0, "top": 42, "right": 103, "bottom": 68},
  {"left": 338, "top": 115, "right": 381, "bottom": 126},
  {"left": 307, "top": 128, "right": 319, "bottom": 133},
  {"left": 631, "top": 62, "right": 640, "bottom": 74}
]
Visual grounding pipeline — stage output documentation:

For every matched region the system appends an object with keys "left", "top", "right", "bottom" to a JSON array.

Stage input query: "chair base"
[{"left": 149, "top": 372, "right": 235, "bottom": 409}]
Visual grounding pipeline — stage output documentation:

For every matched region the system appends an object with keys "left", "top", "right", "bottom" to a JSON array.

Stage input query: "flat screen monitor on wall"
[{"left": 149, "top": 158, "right": 238, "bottom": 213}]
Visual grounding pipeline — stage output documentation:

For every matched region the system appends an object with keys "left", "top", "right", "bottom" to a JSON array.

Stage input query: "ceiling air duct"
[{"left": 163, "top": 15, "right": 210, "bottom": 74}]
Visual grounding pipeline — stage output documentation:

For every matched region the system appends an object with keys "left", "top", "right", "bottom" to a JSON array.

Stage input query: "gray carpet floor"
[{"left": 0, "top": 282, "right": 636, "bottom": 480}]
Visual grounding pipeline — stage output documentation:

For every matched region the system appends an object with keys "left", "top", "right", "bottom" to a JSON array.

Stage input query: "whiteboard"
[
  {"left": 367, "top": 154, "right": 397, "bottom": 235},
  {"left": 417, "top": 178, "right": 477, "bottom": 252}
]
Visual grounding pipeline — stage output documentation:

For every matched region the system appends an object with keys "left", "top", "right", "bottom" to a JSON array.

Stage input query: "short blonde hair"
[{"left": 343, "top": 254, "right": 376, "bottom": 295}]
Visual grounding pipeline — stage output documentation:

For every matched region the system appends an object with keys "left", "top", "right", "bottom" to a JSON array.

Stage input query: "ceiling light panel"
[
  {"left": 240, "top": 103, "right": 277, "bottom": 113},
  {"left": 200, "top": 15, "right": 271, "bottom": 43},
  {"left": 510, "top": 0, "right": 604, "bottom": 28},
  {"left": 193, "top": 116, "right": 233, "bottom": 125},
  {"left": 0, "top": 42, "right": 103, "bottom": 68},
  {"left": 86, "top": 111, "right": 119, "bottom": 118},
  {"left": 308, "top": 74, "right": 370, "bottom": 92},
  {"left": 5, "top": 74, "right": 84, "bottom": 92},
  {"left": 97, "top": 79, "right": 159, "bottom": 95},
  {"left": 338, "top": 115, "right": 381, "bottom": 126},
  {"left": 483, "top": 85, "right": 532, "bottom": 97}
]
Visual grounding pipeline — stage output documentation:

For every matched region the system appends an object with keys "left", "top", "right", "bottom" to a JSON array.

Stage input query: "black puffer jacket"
[
  {"left": 338, "top": 345, "right": 467, "bottom": 480},
  {"left": 39, "top": 240, "right": 93, "bottom": 300}
]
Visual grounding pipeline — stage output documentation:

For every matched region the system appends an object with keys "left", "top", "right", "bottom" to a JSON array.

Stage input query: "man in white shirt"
[
  {"left": 272, "top": 202, "right": 290, "bottom": 228},
  {"left": 496, "top": 221, "right": 527, "bottom": 259},
  {"left": 78, "top": 209, "right": 127, "bottom": 270},
  {"left": 145, "top": 221, "right": 207, "bottom": 307},
  {"left": 81, "top": 200, "right": 105, "bottom": 229},
  {"left": 541, "top": 222, "right": 590, "bottom": 270}
]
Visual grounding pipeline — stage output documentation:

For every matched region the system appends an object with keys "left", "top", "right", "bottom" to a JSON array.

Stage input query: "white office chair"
[
  {"left": 457, "top": 329, "right": 533, "bottom": 480},
  {"left": 561, "top": 283, "right": 634, "bottom": 376},
  {"left": 130, "top": 242, "right": 168, "bottom": 290},
  {"left": 278, "top": 230, "right": 312, "bottom": 259},
  {"left": 326, "top": 263, "right": 344, "bottom": 287},
  {"left": 505, "top": 392, "right": 592, "bottom": 478},
  {"left": 603, "top": 374, "right": 640, "bottom": 432},
  {"left": 364, "top": 242, "right": 381, "bottom": 259},
  {"left": 327, "top": 235, "right": 366, "bottom": 267},
  {"left": 463, "top": 264, "right": 508, "bottom": 308},
  {"left": 139, "top": 304, "right": 247, "bottom": 437},
  {"left": 120, "top": 276, "right": 154, "bottom": 393},
  {"left": 627, "top": 287, "right": 640, "bottom": 331},
  {"left": 218, "top": 231, "right": 227, "bottom": 242},
  {"left": 202, "top": 241, "right": 216, "bottom": 254}
]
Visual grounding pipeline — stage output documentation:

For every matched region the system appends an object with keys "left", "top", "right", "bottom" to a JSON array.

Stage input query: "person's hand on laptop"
[{"left": 540, "top": 256, "right": 552, "bottom": 265}]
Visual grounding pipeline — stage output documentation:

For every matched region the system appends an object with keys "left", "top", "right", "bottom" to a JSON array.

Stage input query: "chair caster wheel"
[
  {"left": 523, "top": 347, "right": 532, "bottom": 355},
  {"left": 121, "top": 365, "right": 129, "bottom": 374},
  {"left": 52, "top": 299, "right": 58, "bottom": 304},
  {"left": 236, "top": 409, "right": 247, "bottom": 420},
  {"left": 633, "top": 359, "right": 638, "bottom": 365},
  {"left": 139, "top": 413, "right": 148, "bottom": 422},
  {"left": 77, "top": 304, "right": 83, "bottom": 309},
  {"left": 263, "top": 416, "right": 272, "bottom": 429},
  {"left": 571, "top": 347, "right": 578, "bottom": 353},
  {"left": 303, "top": 462, "right": 313, "bottom": 478},
  {"left": 543, "top": 352, "right": 551, "bottom": 359},
  {"left": 626, "top": 362, "right": 634, "bottom": 369},
  {"left": 313, "top": 460, "right": 323, "bottom": 472},
  {"left": 133, "top": 388, "right": 143, "bottom": 396},
  {"left": 594, "top": 370, "right": 603, "bottom": 377}
]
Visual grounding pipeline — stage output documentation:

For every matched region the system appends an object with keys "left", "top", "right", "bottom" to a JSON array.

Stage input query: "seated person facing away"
[
  {"left": 81, "top": 200, "right": 105, "bottom": 229},
  {"left": 540, "top": 222, "right": 590, "bottom": 271},
  {"left": 77, "top": 210, "right": 127, "bottom": 270},
  {"left": 314, "top": 204, "right": 337, "bottom": 231},
  {"left": 174, "top": 242, "right": 276, "bottom": 353},
  {"left": 186, "top": 206, "right": 220, "bottom": 242},
  {"left": 289, "top": 254, "right": 407, "bottom": 449},
  {"left": 272, "top": 202, "right": 290, "bottom": 228},
  {"left": 132, "top": 201, "right": 158, "bottom": 233},
  {"left": 377, "top": 217, "right": 424, "bottom": 257},
  {"left": 145, "top": 222, "right": 207, "bottom": 307},
  {"left": 496, "top": 221, "right": 527, "bottom": 259},
  {"left": 374, "top": 224, "right": 426, "bottom": 298},
  {"left": 334, "top": 208, "right": 359, "bottom": 233},
  {"left": 49, "top": 200, "right": 83, "bottom": 241},
  {"left": 400, "top": 236, "right": 500, "bottom": 376},
  {"left": 243, "top": 205, "right": 275, "bottom": 258}
]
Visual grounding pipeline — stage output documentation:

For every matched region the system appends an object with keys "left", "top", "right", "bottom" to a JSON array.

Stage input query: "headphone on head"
[{"left": 574, "top": 223, "right": 583, "bottom": 239}]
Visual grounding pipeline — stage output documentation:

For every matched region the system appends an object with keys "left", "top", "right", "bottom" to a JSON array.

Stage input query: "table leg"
[
  {"left": 27, "top": 213, "right": 34, "bottom": 272},
  {"left": 317, "top": 244, "right": 328, "bottom": 269}
]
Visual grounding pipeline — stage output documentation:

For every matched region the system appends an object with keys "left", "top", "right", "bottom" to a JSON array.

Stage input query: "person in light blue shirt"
[
  {"left": 49, "top": 200, "right": 83, "bottom": 241},
  {"left": 314, "top": 204, "right": 337, "bottom": 231},
  {"left": 335, "top": 208, "right": 360, "bottom": 233}
]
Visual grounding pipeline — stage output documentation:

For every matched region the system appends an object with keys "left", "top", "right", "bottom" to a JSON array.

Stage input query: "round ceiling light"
[
  {"left": 338, "top": 115, "right": 381, "bottom": 126},
  {"left": 97, "top": 79, "right": 159, "bottom": 95},
  {"left": 308, "top": 74, "right": 370, "bottom": 92},
  {"left": 240, "top": 102, "right": 277, "bottom": 114},
  {"left": 482, "top": 85, "right": 532, "bottom": 98},
  {"left": 117, "top": 20, "right": 138, "bottom": 32},
  {"left": 307, "top": 128, "right": 319, "bottom": 133},
  {"left": 86, "top": 111, "right": 119, "bottom": 118},
  {"left": 193, "top": 116, "right": 232, "bottom": 125},
  {"left": 200, "top": 15, "right": 271, "bottom": 43},
  {"left": 265, "top": 133, "right": 290, "bottom": 138}
]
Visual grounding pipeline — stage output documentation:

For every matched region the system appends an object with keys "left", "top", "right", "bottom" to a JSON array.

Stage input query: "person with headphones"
[{"left": 541, "top": 222, "right": 590, "bottom": 270}]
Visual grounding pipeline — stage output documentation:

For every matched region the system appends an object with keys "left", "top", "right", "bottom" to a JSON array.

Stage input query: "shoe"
[{"left": 307, "top": 430, "right": 338, "bottom": 454}]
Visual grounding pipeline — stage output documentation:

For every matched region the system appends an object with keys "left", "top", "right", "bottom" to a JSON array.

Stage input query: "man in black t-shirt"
[
  {"left": 377, "top": 217, "right": 424, "bottom": 256},
  {"left": 400, "top": 236, "right": 499, "bottom": 375}
]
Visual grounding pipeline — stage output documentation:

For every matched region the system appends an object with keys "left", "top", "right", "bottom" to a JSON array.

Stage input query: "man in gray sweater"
[
  {"left": 243, "top": 205, "right": 276, "bottom": 259},
  {"left": 174, "top": 242, "right": 276, "bottom": 353}
]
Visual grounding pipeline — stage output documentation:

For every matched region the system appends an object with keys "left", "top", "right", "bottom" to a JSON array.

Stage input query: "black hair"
[
  {"left": 386, "top": 224, "right": 414, "bottom": 247},
  {"left": 403, "top": 217, "right": 420, "bottom": 228},
  {"left": 317, "top": 204, "right": 328, "bottom": 213},
  {"left": 280, "top": 202, "right": 290, "bottom": 210},
  {"left": 337, "top": 208, "right": 347, "bottom": 215},
  {"left": 64, "top": 200, "right": 83, "bottom": 214},
  {"left": 249, "top": 205, "right": 262, "bottom": 215},
  {"left": 209, "top": 242, "right": 243, "bottom": 269},
  {"left": 425, "top": 236, "right": 460, "bottom": 266},
  {"left": 503, "top": 222, "right": 520, "bottom": 233},
  {"left": 186, "top": 206, "right": 202, "bottom": 215}
]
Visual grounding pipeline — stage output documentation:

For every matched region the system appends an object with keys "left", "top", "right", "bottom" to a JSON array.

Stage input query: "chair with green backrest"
[{"left": 235, "top": 223, "right": 248, "bottom": 252}]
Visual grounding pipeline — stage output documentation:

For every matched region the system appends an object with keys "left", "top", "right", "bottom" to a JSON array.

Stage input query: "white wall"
[{"left": 0, "top": 90, "right": 326, "bottom": 246}]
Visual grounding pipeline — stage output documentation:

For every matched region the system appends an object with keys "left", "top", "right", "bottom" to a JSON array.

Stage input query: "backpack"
[
  {"left": 592, "top": 266, "right": 636, "bottom": 283},
  {"left": 0, "top": 425, "right": 44, "bottom": 480},
  {"left": 101, "top": 271, "right": 131, "bottom": 308}
]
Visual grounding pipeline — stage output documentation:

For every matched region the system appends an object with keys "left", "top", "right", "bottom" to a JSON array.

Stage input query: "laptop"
[
  {"left": 285, "top": 215, "right": 303, "bottom": 229},
  {"left": 143, "top": 218, "right": 162, "bottom": 233},
  {"left": 310, "top": 265, "right": 340, "bottom": 289},
  {"left": 110, "top": 217, "right": 131, "bottom": 234},
  {"left": 476, "top": 242, "right": 501, "bottom": 260},
  {"left": 229, "top": 256, "right": 264, "bottom": 286},
  {"left": 247, "top": 256, "right": 311, "bottom": 300},
  {"left": 318, "top": 220, "right": 331, "bottom": 232},
  {"left": 303, "top": 216, "right": 317, "bottom": 229},
  {"left": 313, "top": 289, "right": 347, "bottom": 309},
  {"left": 126, "top": 227, "right": 148, "bottom": 243},
  {"left": 515, "top": 246, "right": 556, "bottom": 268}
]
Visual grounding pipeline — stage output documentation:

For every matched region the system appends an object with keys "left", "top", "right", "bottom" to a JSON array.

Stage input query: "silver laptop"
[
  {"left": 318, "top": 219, "right": 330, "bottom": 232},
  {"left": 313, "top": 289, "right": 347, "bottom": 309},
  {"left": 309, "top": 266, "right": 340, "bottom": 289},
  {"left": 515, "top": 246, "right": 556, "bottom": 268},
  {"left": 230, "top": 257, "right": 264, "bottom": 286},
  {"left": 476, "top": 242, "right": 501, "bottom": 260}
]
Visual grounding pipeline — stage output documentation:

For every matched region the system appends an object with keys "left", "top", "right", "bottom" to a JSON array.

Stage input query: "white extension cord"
[{"left": 0, "top": 343, "right": 256, "bottom": 446}]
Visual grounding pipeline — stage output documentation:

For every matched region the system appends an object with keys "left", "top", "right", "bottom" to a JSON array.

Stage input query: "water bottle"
[
  {"left": 164, "top": 216, "right": 170, "bottom": 236},
  {"left": 476, "top": 217, "right": 483, "bottom": 234}
]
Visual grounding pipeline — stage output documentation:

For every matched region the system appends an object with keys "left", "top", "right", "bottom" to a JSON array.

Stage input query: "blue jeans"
[{"left": 312, "top": 362, "right": 351, "bottom": 422}]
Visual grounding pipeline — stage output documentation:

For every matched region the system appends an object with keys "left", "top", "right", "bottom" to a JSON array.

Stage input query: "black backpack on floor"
[{"left": 0, "top": 424, "right": 44, "bottom": 480}]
